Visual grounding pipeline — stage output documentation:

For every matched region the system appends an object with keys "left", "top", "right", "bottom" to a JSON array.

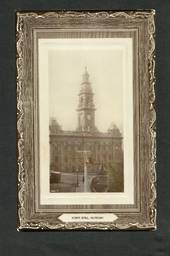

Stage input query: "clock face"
[{"left": 87, "top": 114, "right": 91, "bottom": 120}]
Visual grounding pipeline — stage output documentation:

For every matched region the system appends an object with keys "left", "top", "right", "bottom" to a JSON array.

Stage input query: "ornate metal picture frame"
[{"left": 16, "top": 10, "right": 156, "bottom": 230}]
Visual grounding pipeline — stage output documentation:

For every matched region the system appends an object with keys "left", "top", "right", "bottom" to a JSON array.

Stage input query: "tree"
[{"left": 106, "top": 163, "right": 124, "bottom": 192}]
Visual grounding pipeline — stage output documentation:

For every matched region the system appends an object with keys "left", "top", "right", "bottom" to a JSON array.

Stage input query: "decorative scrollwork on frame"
[{"left": 17, "top": 10, "right": 156, "bottom": 231}]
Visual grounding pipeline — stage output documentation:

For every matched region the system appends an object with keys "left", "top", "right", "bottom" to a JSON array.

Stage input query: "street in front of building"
[{"left": 50, "top": 171, "right": 109, "bottom": 192}]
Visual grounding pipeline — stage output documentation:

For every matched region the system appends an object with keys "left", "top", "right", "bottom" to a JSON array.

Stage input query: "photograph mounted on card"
[{"left": 16, "top": 11, "right": 156, "bottom": 230}]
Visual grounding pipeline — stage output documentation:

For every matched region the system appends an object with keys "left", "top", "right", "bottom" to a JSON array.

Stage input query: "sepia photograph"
[
  {"left": 38, "top": 37, "right": 134, "bottom": 206},
  {"left": 48, "top": 39, "right": 124, "bottom": 193}
]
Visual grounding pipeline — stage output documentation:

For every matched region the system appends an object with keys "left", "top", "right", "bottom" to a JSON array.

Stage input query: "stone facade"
[{"left": 49, "top": 68, "right": 123, "bottom": 174}]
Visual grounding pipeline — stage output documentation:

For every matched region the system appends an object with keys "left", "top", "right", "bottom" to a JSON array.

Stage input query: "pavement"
[{"left": 50, "top": 172, "right": 96, "bottom": 192}]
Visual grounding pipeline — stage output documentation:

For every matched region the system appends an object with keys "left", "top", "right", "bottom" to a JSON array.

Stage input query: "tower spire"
[{"left": 82, "top": 66, "right": 89, "bottom": 83}]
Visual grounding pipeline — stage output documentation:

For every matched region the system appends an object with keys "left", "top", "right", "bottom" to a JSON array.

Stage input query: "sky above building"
[{"left": 48, "top": 38, "right": 124, "bottom": 132}]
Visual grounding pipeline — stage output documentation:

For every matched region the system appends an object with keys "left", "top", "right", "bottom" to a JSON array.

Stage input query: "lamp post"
[
  {"left": 76, "top": 167, "right": 79, "bottom": 189},
  {"left": 83, "top": 150, "right": 90, "bottom": 192},
  {"left": 76, "top": 150, "right": 90, "bottom": 192}
]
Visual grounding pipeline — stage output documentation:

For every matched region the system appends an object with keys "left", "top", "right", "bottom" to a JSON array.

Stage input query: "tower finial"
[{"left": 82, "top": 66, "right": 89, "bottom": 82}]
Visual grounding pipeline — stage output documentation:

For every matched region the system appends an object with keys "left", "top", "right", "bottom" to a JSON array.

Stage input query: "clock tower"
[{"left": 77, "top": 67, "right": 97, "bottom": 132}]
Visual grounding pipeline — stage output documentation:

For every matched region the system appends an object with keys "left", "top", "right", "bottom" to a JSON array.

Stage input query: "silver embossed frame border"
[{"left": 16, "top": 11, "right": 156, "bottom": 230}]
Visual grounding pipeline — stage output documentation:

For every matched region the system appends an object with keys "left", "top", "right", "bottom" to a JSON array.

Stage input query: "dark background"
[{"left": 0, "top": 0, "right": 170, "bottom": 255}]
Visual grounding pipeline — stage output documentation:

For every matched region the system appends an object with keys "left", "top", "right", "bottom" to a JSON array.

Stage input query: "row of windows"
[
  {"left": 51, "top": 144, "right": 120, "bottom": 152},
  {"left": 50, "top": 141, "right": 120, "bottom": 147}
]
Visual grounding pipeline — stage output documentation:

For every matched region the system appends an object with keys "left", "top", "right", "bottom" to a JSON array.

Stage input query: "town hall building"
[{"left": 49, "top": 67, "right": 123, "bottom": 174}]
